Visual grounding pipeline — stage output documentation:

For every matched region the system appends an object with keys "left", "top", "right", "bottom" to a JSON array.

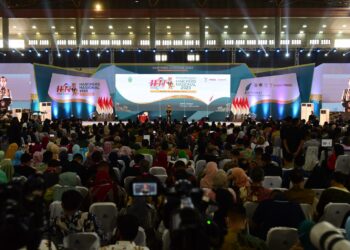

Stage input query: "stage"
[{"left": 81, "top": 121, "right": 243, "bottom": 127}]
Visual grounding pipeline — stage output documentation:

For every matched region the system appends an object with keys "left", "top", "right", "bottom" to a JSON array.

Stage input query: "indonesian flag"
[
  {"left": 244, "top": 97, "right": 249, "bottom": 115},
  {"left": 231, "top": 98, "right": 236, "bottom": 114},
  {"left": 238, "top": 97, "right": 242, "bottom": 115}
]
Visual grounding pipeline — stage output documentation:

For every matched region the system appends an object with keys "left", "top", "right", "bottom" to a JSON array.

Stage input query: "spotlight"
[
  {"left": 152, "top": 48, "right": 156, "bottom": 53},
  {"left": 28, "top": 49, "right": 32, "bottom": 53},
  {"left": 257, "top": 49, "right": 261, "bottom": 53},
  {"left": 57, "top": 53, "right": 61, "bottom": 57},
  {"left": 170, "top": 48, "right": 175, "bottom": 53},
  {"left": 221, "top": 48, "right": 226, "bottom": 53},
  {"left": 137, "top": 48, "right": 142, "bottom": 53},
  {"left": 66, "top": 49, "right": 70, "bottom": 53},
  {"left": 307, "top": 52, "right": 311, "bottom": 57},
  {"left": 97, "top": 53, "right": 101, "bottom": 57},
  {"left": 106, "top": 49, "right": 110, "bottom": 53},
  {"left": 246, "top": 53, "right": 250, "bottom": 58},
  {"left": 190, "top": 48, "right": 194, "bottom": 53},
  {"left": 325, "top": 53, "right": 328, "bottom": 57},
  {"left": 76, "top": 53, "right": 80, "bottom": 57},
  {"left": 265, "top": 53, "right": 269, "bottom": 57},
  {"left": 44, "top": 49, "right": 49, "bottom": 53},
  {"left": 343, "top": 53, "right": 346, "bottom": 57},
  {"left": 285, "top": 52, "right": 290, "bottom": 58},
  {"left": 3, "top": 53, "right": 6, "bottom": 56},
  {"left": 299, "top": 49, "right": 304, "bottom": 53},
  {"left": 37, "top": 53, "right": 41, "bottom": 57},
  {"left": 204, "top": 48, "right": 209, "bottom": 53},
  {"left": 238, "top": 49, "right": 242, "bottom": 53},
  {"left": 276, "top": 48, "right": 280, "bottom": 53},
  {"left": 316, "top": 49, "right": 321, "bottom": 53},
  {"left": 121, "top": 48, "right": 125, "bottom": 53},
  {"left": 333, "top": 48, "right": 337, "bottom": 53},
  {"left": 12, "top": 49, "right": 15, "bottom": 53},
  {"left": 86, "top": 49, "right": 90, "bottom": 53},
  {"left": 20, "top": 53, "right": 24, "bottom": 57}
]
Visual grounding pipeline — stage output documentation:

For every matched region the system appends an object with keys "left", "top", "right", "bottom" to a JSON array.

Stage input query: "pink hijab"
[
  {"left": 200, "top": 162, "right": 218, "bottom": 189},
  {"left": 231, "top": 167, "right": 250, "bottom": 188}
]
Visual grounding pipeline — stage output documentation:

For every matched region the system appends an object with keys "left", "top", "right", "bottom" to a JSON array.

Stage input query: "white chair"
[
  {"left": 52, "top": 185, "right": 76, "bottom": 201},
  {"left": 335, "top": 155, "right": 350, "bottom": 175},
  {"left": 149, "top": 166, "right": 167, "bottom": 175},
  {"left": 272, "top": 146, "right": 282, "bottom": 158},
  {"left": 134, "top": 226, "right": 147, "bottom": 247},
  {"left": 263, "top": 176, "right": 282, "bottom": 189},
  {"left": 113, "top": 167, "right": 122, "bottom": 183},
  {"left": 89, "top": 202, "right": 118, "bottom": 241},
  {"left": 124, "top": 176, "right": 136, "bottom": 190},
  {"left": 243, "top": 201, "right": 259, "bottom": 233},
  {"left": 304, "top": 146, "right": 319, "bottom": 172},
  {"left": 177, "top": 158, "right": 188, "bottom": 165},
  {"left": 300, "top": 203, "right": 313, "bottom": 220},
  {"left": 320, "top": 203, "right": 350, "bottom": 227},
  {"left": 117, "top": 160, "right": 126, "bottom": 177},
  {"left": 219, "top": 159, "right": 232, "bottom": 169},
  {"left": 155, "top": 175, "right": 168, "bottom": 185},
  {"left": 75, "top": 186, "right": 89, "bottom": 199},
  {"left": 63, "top": 232, "right": 100, "bottom": 250},
  {"left": 312, "top": 188, "right": 325, "bottom": 200},
  {"left": 162, "top": 229, "right": 170, "bottom": 250},
  {"left": 186, "top": 166, "right": 195, "bottom": 175},
  {"left": 49, "top": 201, "right": 63, "bottom": 222},
  {"left": 271, "top": 188, "right": 288, "bottom": 192},
  {"left": 266, "top": 227, "right": 298, "bottom": 250},
  {"left": 195, "top": 160, "right": 206, "bottom": 177},
  {"left": 142, "top": 154, "right": 153, "bottom": 166}
]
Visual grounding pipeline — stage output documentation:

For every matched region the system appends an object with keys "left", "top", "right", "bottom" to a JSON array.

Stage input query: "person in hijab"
[
  {"left": 229, "top": 167, "right": 250, "bottom": 189},
  {"left": 58, "top": 172, "right": 80, "bottom": 187},
  {"left": 5, "top": 143, "right": 18, "bottom": 160},
  {"left": 12, "top": 150, "right": 24, "bottom": 167},
  {"left": 200, "top": 161, "right": 218, "bottom": 189},
  {"left": 103, "top": 141, "right": 113, "bottom": 159},
  {"left": 0, "top": 159, "right": 14, "bottom": 181},
  {"left": 72, "top": 144, "right": 81, "bottom": 156},
  {"left": 0, "top": 170, "right": 8, "bottom": 184},
  {"left": 32, "top": 151, "right": 44, "bottom": 172},
  {"left": 212, "top": 170, "right": 236, "bottom": 202}
]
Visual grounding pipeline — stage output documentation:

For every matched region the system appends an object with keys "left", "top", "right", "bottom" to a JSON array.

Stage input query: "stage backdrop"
[
  {"left": 93, "top": 64, "right": 254, "bottom": 121},
  {"left": 235, "top": 73, "right": 301, "bottom": 119},
  {"left": 256, "top": 64, "right": 315, "bottom": 117},
  {"left": 34, "top": 64, "right": 105, "bottom": 119}
]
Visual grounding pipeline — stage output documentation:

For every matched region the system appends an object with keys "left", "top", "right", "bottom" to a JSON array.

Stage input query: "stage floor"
[{"left": 82, "top": 121, "right": 242, "bottom": 126}]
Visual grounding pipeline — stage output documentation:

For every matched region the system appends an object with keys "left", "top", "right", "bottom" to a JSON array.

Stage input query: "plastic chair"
[
  {"left": 49, "top": 201, "right": 63, "bottom": 222},
  {"left": 134, "top": 226, "right": 147, "bottom": 247},
  {"left": 300, "top": 203, "right": 313, "bottom": 220},
  {"left": 320, "top": 203, "right": 350, "bottom": 227},
  {"left": 63, "top": 232, "right": 100, "bottom": 250},
  {"left": 335, "top": 155, "right": 350, "bottom": 175},
  {"left": 266, "top": 227, "right": 298, "bottom": 250},
  {"left": 113, "top": 167, "right": 122, "bottom": 183},
  {"left": 312, "top": 188, "right": 325, "bottom": 200},
  {"left": 142, "top": 154, "right": 153, "bottom": 166},
  {"left": 89, "top": 202, "right": 118, "bottom": 240},
  {"left": 124, "top": 176, "right": 136, "bottom": 192},
  {"left": 155, "top": 175, "right": 168, "bottom": 185},
  {"left": 162, "top": 229, "right": 170, "bottom": 250},
  {"left": 75, "top": 186, "right": 89, "bottom": 199},
  {"left": 263, "top": 176, "right": 282, "bottom": 189},
  {"left": 243, "top": 201, "right": 259, "bottom": 233},
  {"left": 219, "top": 159, "right": 232, "bottom": 169},
  {"left": 304, "top": 146, "right": 319, "bottom": 172},
  {"left": 117, "top": 160, "right": 126, "bottom": 176},
  {"left": 149, "top": 166, "right": 167, "bottom": 175},
  {"left": 195, "top": 160, "right": 206, "bottom": 177}
]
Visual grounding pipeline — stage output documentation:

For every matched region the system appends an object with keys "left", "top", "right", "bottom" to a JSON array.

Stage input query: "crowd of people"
[{"left": 1, "top": 115, "right": 350, "bottom": 249}]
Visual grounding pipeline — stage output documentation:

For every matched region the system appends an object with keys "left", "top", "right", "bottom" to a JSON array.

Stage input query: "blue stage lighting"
[
  {"left": 44, "top": 49, "right": 49, "bottom": 53},
  {"left": 265, "top": 53, "right": 269, "bottom": 57},
  {"left": 257, "top": 49, "right": 261, "bottom": 53},
  {"left": 170, "top": 48, "right": 175, "bottom": 53},
  {"left": 316, "top": 48, "right": 321, "bottom": 53},
  {"left": 66, "top": 49, "right": 70, "bottom": 53},
  {"left": 204, "top": 48, "right": 209, "bottom": 53},
  {"left": 152, "top": 48, "right": 156, "bottom": 53},
  {"left": 238, "top": 49, "right": 242, "bottom": 53},
  {"left": 285, "top": 52, "right": 290, "bottom": 58},
  {"left": 246, "top": 53, "right": 250, "bottom": 58},
  {"left": 221, "top": 48, "right": 226, "bottom": 53},
  {"left": 106, "top": 50, "right": 110, "bottom": 53},
  {"left": 37, "top": 53, "right": 41, "bottom": 57},
  {"left": 307, "top": 52, "right": 311, "bottom": 57},
  {"left": 190, "top": 48, "right": 194, "bottom": 53},
  {"left": 137, "top": 48, "right": 142, "bottom": 53},
  {"left": 28, "top": 49, "right": 32, "bottom": 53},
  {"left": 333, "top": 48, "right": 337, "bottom": 53},
  {"left": 299, "top": 49, "right": 304, "bottom": 53},
  {"left": 121, "top": 48, "right": 125, "bottom": 53},
  {"left": 276, "top": 48, "right": 280, "bottom": 53},
  {"left": 86, "top": 49, "right": 90, "bottom": 53}
]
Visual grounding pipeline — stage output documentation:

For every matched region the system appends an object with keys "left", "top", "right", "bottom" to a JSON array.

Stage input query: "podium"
[
  {"left": 320, "top": 109, "right": 330, "bottom": 125},
  {"left": 301, "top": 103, "right": 314, "bottom": 121},
  {"left": 39, "top": 102, "right": 52, "bottom": 121}
]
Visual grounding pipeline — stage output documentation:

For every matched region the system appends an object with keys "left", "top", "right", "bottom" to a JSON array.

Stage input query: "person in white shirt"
[{"left": 101, "top": 214, "right": 149, "bottom": 250}]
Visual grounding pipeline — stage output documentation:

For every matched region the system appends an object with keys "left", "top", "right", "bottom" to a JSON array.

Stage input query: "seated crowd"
[{"left": 1, "top": 116, "right": 350, "bottom": 249}]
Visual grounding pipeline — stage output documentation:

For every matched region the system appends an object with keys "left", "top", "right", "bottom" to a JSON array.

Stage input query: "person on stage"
[
  {"left": 341, "top": 80, "right": 350, "bottom": 112},
  {"left": 166, "top": 105, "right": 172, "bottom": 123},
  {"left": 0, "top": 76, "right": 12, "bottom": 114}
]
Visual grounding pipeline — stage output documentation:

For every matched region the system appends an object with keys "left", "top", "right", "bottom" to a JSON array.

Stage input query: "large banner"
[
  {"left": 115, "top": 74, "right": 230, "bottom": 106},
  {"left": 236, "top": 73, "right": 300, "bottom": 119}
]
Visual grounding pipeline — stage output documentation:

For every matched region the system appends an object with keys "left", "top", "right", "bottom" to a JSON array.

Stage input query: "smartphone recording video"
[{"left": 132, "top": 182, "right": 158, "bottom": 197}]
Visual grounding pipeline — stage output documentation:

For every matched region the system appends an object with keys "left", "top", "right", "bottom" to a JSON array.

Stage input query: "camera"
[{"left": 310, "top": 221, "right": 350, "bottom": 250}]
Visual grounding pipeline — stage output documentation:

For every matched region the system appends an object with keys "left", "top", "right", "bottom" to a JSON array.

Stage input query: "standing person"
[
  {"left": 166, "top": 105, "right": 172, "bottom": 123},
  {"left": 282, "top": 118, "right": 305, "bottom": 159},
  {"left": 7, "top": 117, "right": 21, "bottom": 146}
]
